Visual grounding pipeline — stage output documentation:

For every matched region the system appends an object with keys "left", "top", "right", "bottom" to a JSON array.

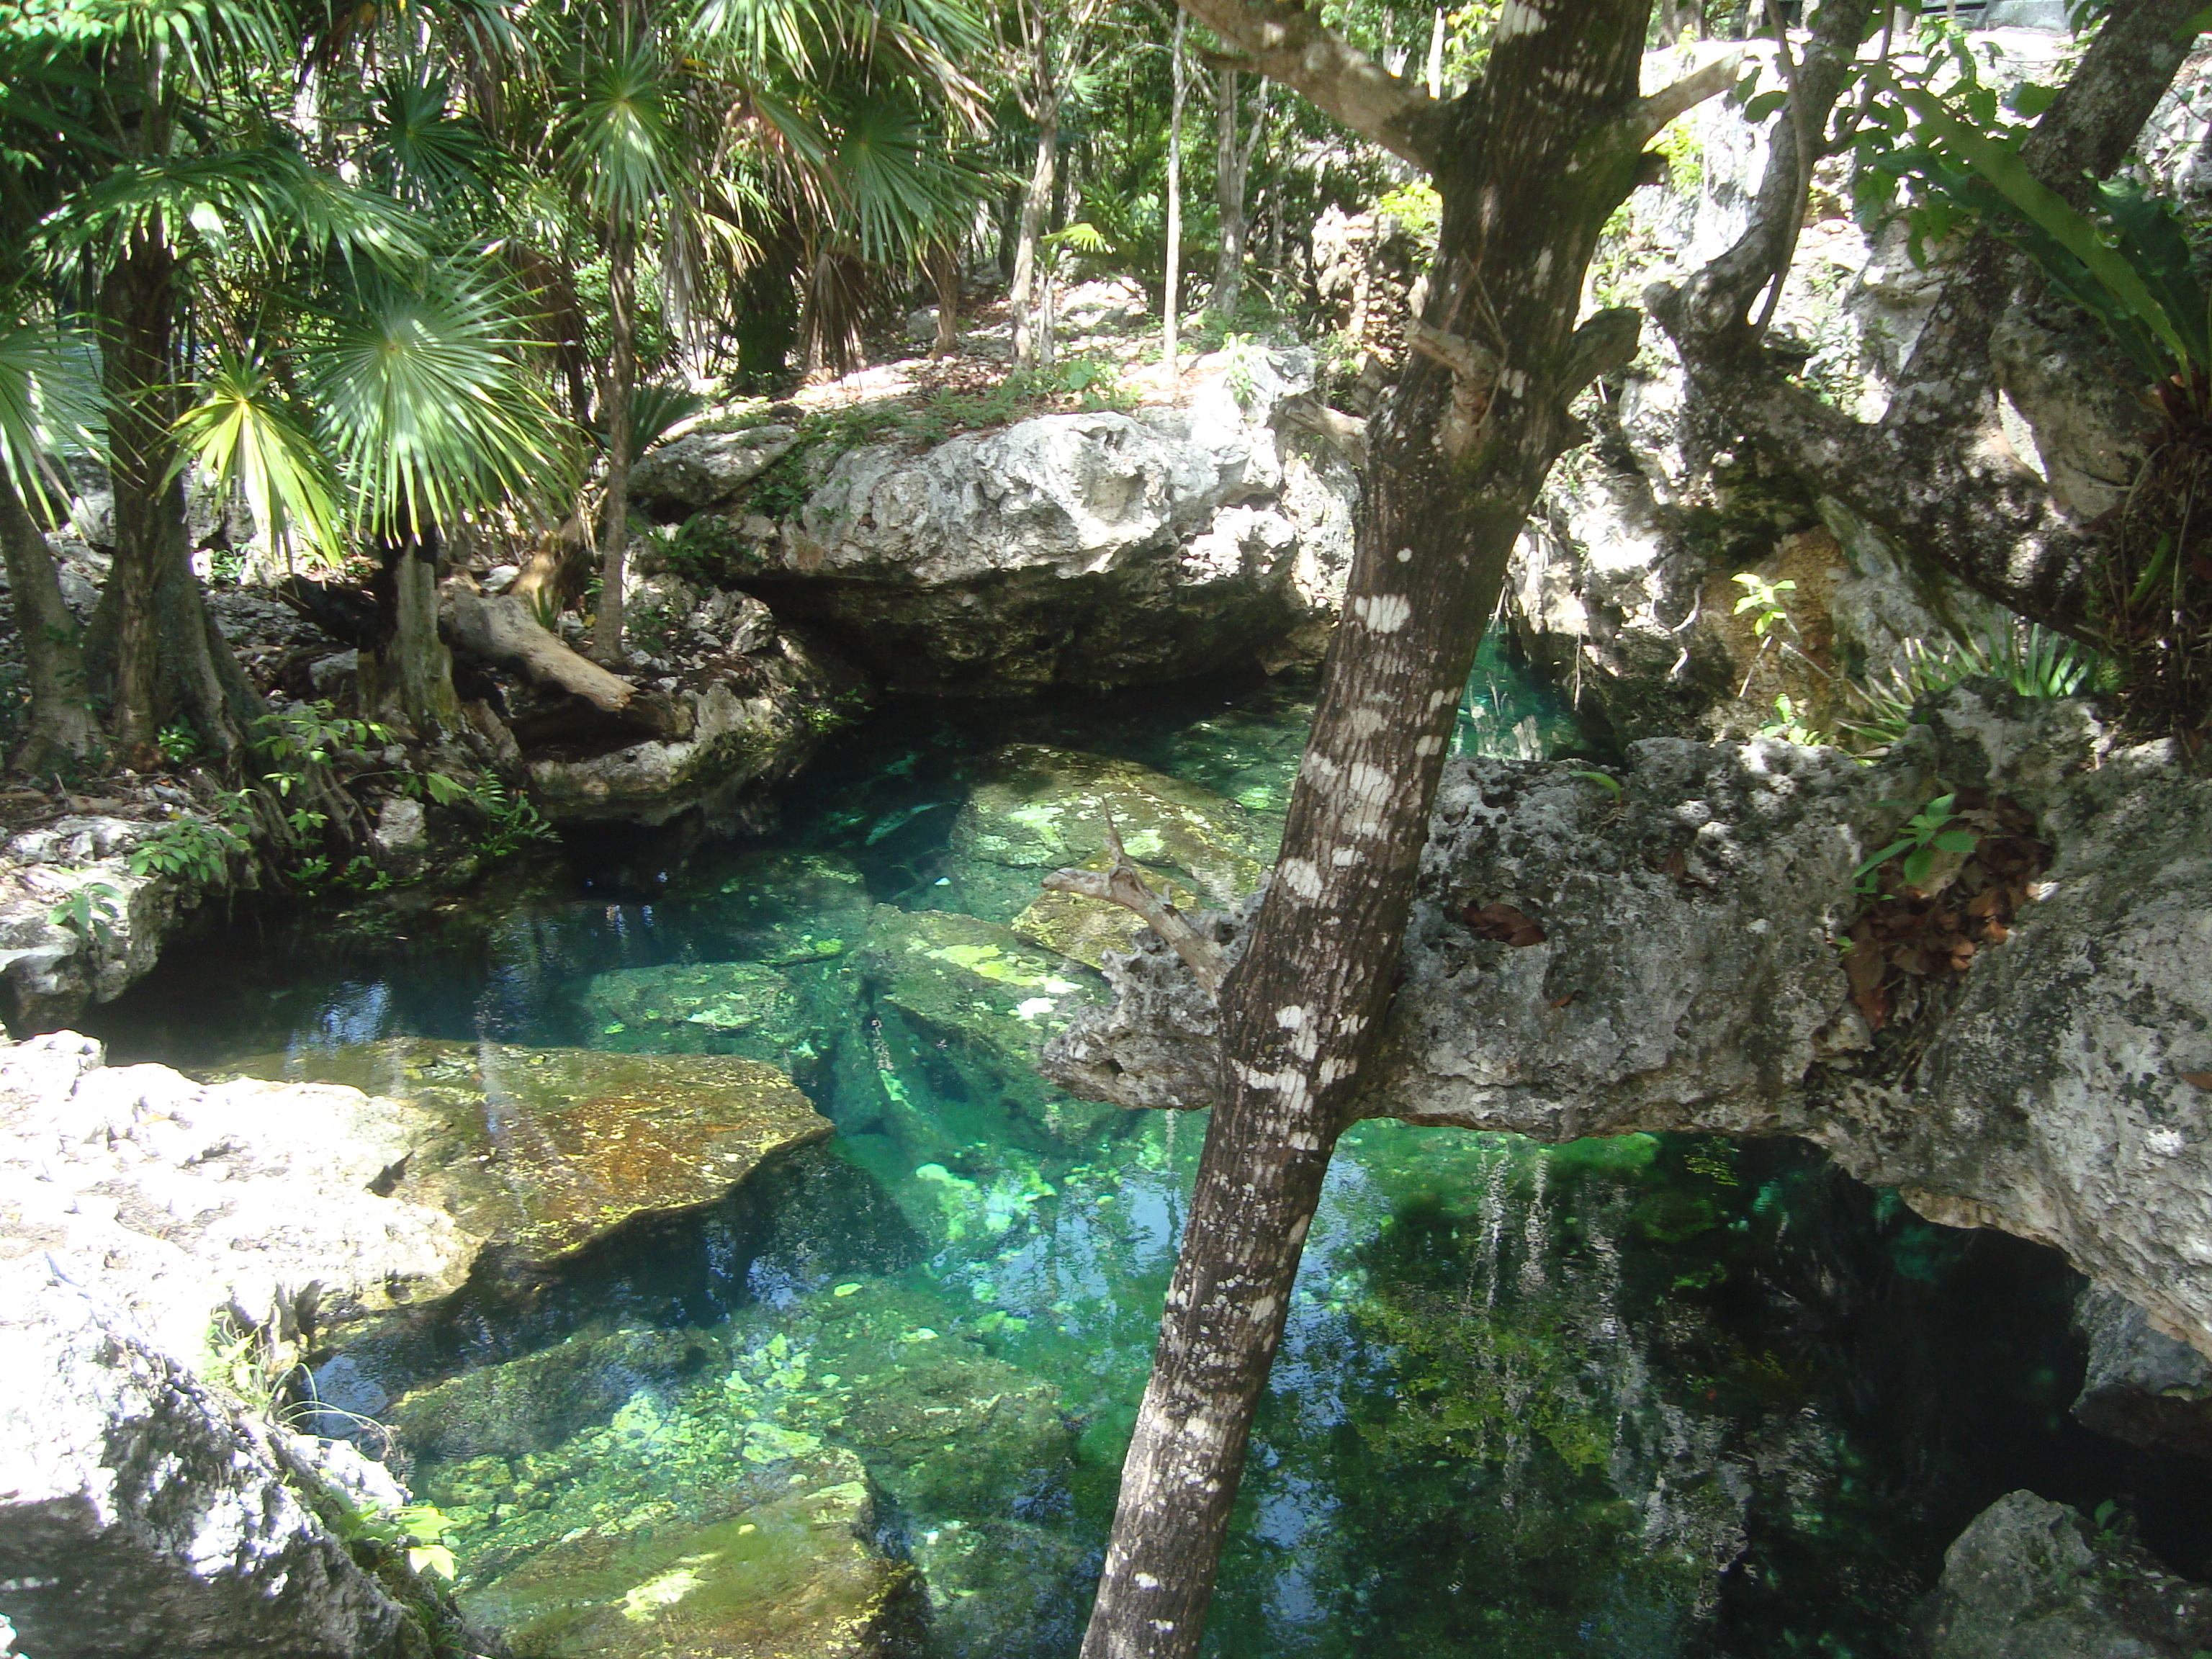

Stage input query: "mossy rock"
[
  {"left": 857, "top": 907, "right": 1116, "bottom": 1155},
  {"left": 575, "top": 961, "right": 809, "bottom": 1063},
  {"left": 948, "top": 744, "right": 1267, "bottom": 909},
  {"left": 390, "top": 1326, "right": 727, "bottom": 1465},
  {"left": 220, "top": 1040, "right": 832, "bottom": 1267},
  {"left": 459, "top": 1446, "right": 925, "bottom": 1659}
]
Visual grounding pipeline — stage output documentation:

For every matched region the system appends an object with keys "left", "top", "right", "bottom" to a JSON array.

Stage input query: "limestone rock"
[
  {"left": 219, "top": 1040, "right": 832, "bottom": 1269},
  {"left": 1047, "top": 690, "right": 2212, "bottom": 1359},
  {"left": 2072, "top": 1285, "right": 2212, "bottom": 1460},
  {"left": 1922, "top": 1491, "right": 2212, "bottom": 1659},
  {"left": 721, "top": 350, "right": 1356, "bottom": 692},
  {"left": 0, "top": 1261, "right": 446, "bottom": 1659},
  {"left": 629, "top": 425, "right": 800, "bottom": 519}
]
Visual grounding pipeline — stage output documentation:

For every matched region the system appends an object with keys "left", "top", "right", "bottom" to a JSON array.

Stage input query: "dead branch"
[{"left": 1043, "top": 811, "right": 1226, "bottom": 996}]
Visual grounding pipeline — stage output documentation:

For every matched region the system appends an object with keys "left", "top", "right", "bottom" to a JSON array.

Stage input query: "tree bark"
[
  {"left": 1208, "top": 68, "right": 1267, "bottom": 320},
  {"left": 0, "top": 469, "right": 102, "bottom": 770},
  {"left": 1163, "top": 13, "right": 1187, "bottom": 378},
  {"left": 1079, "top": 4, "right": 1694, "bottom": 1654},
  {"left": 930, "top": 240, "right": 962, "bottom": 356},
  {"left": 593, "top": 224, "right": 637, "bottom": 664},
  {"left": 367, "top": 535, "right": 463, "bottom": 737},
  {"left": 93, "top": 236, "right": 177, "bottom": 768},
  {"left": 1011, "top": 92, "right": 1059, "bottom": 367}
]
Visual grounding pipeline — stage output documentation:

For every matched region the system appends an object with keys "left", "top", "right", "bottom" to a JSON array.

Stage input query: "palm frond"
[
  {"left": 0, "top": 314, "right": 102, "bottom": 518},
  {"left": 307, "top": 260, "right": 572, "bottom": 538},
  {"left": 171, "top": 354, "right": 341, "bottom": 567},
  {"left": 361, "top": 68, "right": 504, "bottom": 211}
]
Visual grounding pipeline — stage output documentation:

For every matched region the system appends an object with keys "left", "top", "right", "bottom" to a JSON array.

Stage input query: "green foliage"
[
  {"left": 48, "top": 879, "right": 122, "bottom": 947},
  {"left": 1373, "top": 179, "right": 1441, "bottom": 246},
  {"left": 157, "top": 722, "right": 202, "bottom": 765},
  {"left": 256, "top": 701, "right": 390, "bottom": 790},
  {"left": 1755, "top": 693, "right": 1826, "bottom": 747},
  {"left": 335, "top": 1498, "right": 460, "bottom": 1582},
  {"left": 1840, "top": 621, "right": 2098, "bottom": 754},
  {"left": 128, "top": 811, "right": 248, "bottom": 884},
  {"left": 1853, "top": 792, "right": 1980, "bottom": 894},
  {"left": 1731, "top": 572, "right": 1797, "bottom": 639}
]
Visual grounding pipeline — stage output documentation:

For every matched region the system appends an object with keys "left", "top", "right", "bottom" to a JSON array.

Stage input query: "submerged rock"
[
  {"left": 459, "top": 1446, "right": 924, "bottom": 1659},
  {"left": 948, "top": 743, "right": 1268, "bottom": 965},
  {"left": 221, "top": 1040, "right": 832, "bottom": 1269},
  {"left": 858, "top": 907, "right": 1111, "bottom": 1158},
  {"left": 577, "top": 961, "right": 809, "bottom": 1058},
  {"left": 1922, "top": 1491, "right": 2212, "bottom": 1658}
]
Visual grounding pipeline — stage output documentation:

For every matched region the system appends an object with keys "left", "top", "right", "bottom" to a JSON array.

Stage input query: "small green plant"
[
  {"left": 1757, "top": 693, "right": 1827, "bottom": 746},
  {"left": 467, "top": 776, "right": 557, "bottom": 859},
  {"left": 334, "top": 1498, "right": 459, "bottom": 1581},
  {"left": 157, "top": 723, "right": 202, "bottom": 765},
  {"left": 1732, "top": 572, "right": 1797, "bottom": 639},
  {"left": 256, "top": 701, "right": 391, "bottom": 793},
  {"left": 128, "top": 814, "right": 248, "bottom": 884},
  {"left": 1840, "top": 621, "right": 2097, "bottom": 754},
  {"left": 1221, "top": 333, "right": 1264, "bottom": 410},
  {"left": 1853, "top": 793, "right": 1980, "bottom": 894},
  {"left": 48, "top": 881, "right": 124, "bottom": 947}
]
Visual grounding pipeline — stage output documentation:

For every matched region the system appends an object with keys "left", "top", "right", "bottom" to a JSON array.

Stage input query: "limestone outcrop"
[
  {"left": 709, "top": 349, "right": 1356, "bottom": 693},
  {"left": 1046, "top": 689, "right": 2212, "bottom": 1361},
  {"left": 0, "top": 1031, "right": 840, "bottom": 1657},
  {"left": 1921, "top": 1491, "right": 2212, "bottom": 1658}
]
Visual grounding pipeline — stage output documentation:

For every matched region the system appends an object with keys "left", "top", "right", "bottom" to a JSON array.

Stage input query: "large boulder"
[
  {"left": 1921, "top": 1491, "right": 2212, "bottom": 1659},
  {"left": 1047, "top": 689, "right": 2212, "bottom": 1361},
  {"left": 628, "top": 425, "right": 800, "bottom": 519},
  {"left": 0, "top": 1033, "right": 487, "bottom": 1658},
  {"left": 713, "top": 351, "right": 1356, "bottom": 692}
]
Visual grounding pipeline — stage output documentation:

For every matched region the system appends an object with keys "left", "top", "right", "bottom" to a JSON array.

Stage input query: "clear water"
[{"left": 94, "top": 657, "right": 2204, "bottom": 1658}]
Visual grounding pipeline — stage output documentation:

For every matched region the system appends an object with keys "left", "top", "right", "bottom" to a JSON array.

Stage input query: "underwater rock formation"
[
  {"left": 1922, "top": 1491, "right": 2212, "bottom": 1658},
  {"left": 220, "top": 1040, "right": 834, "bottom": 1270},
  {"left": 1047, "top": 689, "right": 2212, "bottom": 1362},
  {"left": 704, "top": 349, "right": 1355, "bottom": 693}
]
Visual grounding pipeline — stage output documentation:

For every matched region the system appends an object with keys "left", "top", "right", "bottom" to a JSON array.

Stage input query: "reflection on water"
[{"left": 93, "top": 666, "right": 2195, "bottom": 1658}]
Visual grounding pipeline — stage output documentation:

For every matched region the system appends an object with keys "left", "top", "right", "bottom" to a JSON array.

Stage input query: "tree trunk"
[
  {"left": 1163, "top": 13, "right": 1187, "bottom": 378},
  {"left": 1011, "top": 93, "right": 1059, "bottom": 367},
  {"left": 1210, "top": 70, "right": 1246, "bottom": 319},
  {"left": 362, "top": 534, "right": 462, "bottom": 738},
  {"left": 931, "top": 240, "right": 962, "bottom": 356},
  {"left": 0, "top": 469, "right": 102, "bottom": 770},
  {"left": 1079, "top": 2, "right": 1669, "bottom": 1653},
  {"left": 94, "top": 236, "right": 177, "bottom": 768},
  {"left": 593, "top": 225, "right": 637, "bottom": 664}
]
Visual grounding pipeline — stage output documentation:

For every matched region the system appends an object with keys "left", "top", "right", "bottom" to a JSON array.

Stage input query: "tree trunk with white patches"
[
  {"left": 1011, "top": 92, "right": 1058, "bottom": 368},
  {"left": 1079, "top": 1, "right": 1685, "bottom": 1653},
  {"left": 1164, "top": 13, "right": 1187, "bottom": 379}
]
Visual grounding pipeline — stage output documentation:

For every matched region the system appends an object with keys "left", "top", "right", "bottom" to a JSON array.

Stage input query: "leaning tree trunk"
[
  {"left": 0, "top": 470, "right": 102, "bottom": 770},
  {"left": 593, "top": 224, "right": 637, "bottom": 665},
  {"left": 1078, "top": 0, "right": 1714, "bottom": 1652},
  {"left": 1010, "top": 91, "right": 1059, "bottom": 367}
]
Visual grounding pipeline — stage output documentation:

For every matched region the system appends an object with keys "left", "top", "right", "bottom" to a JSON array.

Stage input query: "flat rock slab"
[{"left": 222, "top": 1041, "right": 832, "bottom": 1267}]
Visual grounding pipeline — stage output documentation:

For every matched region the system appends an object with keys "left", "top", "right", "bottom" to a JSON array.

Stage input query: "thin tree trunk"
[
  {"left": 1079, "top": 1, "right": 1669, "bottom": 1651},
  {"left": 1426, "top": 6, "right": 1445, "bottom": 96},
  {"left": 1164, "top": 13, "right": 1187, "bottom": 378},
  {"left": 931, "top": 241, "right": 962, "bottom": 356},
  {"left": 0, "top": 470, "right": 102, "bottom": 770},
  {"left": 1210, "top": 71, "right": 1270, "bottom": 320},
  {"left": 593, "top": 225, "right": 637, "bottom": 664},
  {"left": 378, "top": 533, "right": 462, "bottom": 736},
  {"left": 1011, "top": 92, "right": 1059, "bottom": 367}
]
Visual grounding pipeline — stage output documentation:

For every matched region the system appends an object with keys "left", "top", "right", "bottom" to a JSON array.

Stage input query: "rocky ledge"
[
  {"left": 689, "top": 350, "right": 1357, "bottom": 693},
  {"left": 1047, "top": 688, "right": 2212, "bottom": 1376},
  {"left": 0, "top": 1033, "right": 853, "bottom": 1658}
]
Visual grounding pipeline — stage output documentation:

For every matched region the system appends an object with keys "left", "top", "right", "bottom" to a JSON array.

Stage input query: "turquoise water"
[{"left": 95, "top": 663, "right": 2199, "bottom": 1657}]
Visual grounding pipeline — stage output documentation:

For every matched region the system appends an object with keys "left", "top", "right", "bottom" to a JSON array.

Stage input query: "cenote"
[{"left": 91, "top": 658, "right": 2206, "bottom": 1658}]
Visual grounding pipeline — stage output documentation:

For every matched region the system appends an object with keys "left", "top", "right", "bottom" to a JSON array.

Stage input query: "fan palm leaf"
[
  {"left": 171, "top": 354, "right": 341, "bottom": 567},
  {"left": 0, "top": 314, "right": 102, "bottom": 518}
]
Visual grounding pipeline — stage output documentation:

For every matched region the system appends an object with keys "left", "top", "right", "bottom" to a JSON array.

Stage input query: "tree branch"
[
  {"left": 1631, "top": 50, "right": 1743, "bottom": 141},
  {"left": 1172, "top": 0, "right": 1444, "bottom": 168},
  {"left": 1043, "top": 811, "right": 1226, "bottom": 995}
]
